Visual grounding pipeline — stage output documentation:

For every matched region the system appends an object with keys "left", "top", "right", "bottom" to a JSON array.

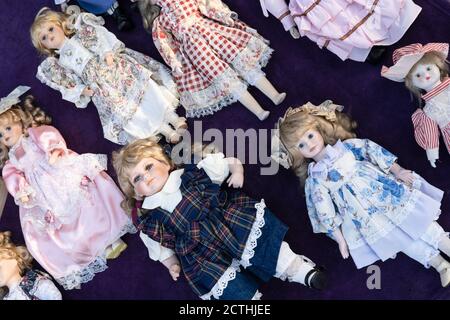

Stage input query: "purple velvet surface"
[{"left": 0, "top": 0, "right": 449, "bottom": 300}]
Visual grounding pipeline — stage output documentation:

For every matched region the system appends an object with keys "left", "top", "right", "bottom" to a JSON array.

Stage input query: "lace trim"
[
  {"left": 14, "top": 185, "right": 36, "bottom": 208},
  {"left": 199, "top": 259, "right": 241, "bottom": 300},
  {"left": 55, "top": 222, "right": 136, "bottom": 290},
  {"left": 240, "top": 199, "right": 266, "bottom": 268},
  {"left": 184, "top": 37, "right": 273, "bottom": 118}
]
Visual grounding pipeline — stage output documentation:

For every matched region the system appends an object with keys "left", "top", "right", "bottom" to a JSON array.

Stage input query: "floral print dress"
[{"left": 305, "top": 138, "right": 444, "bottom": 268}]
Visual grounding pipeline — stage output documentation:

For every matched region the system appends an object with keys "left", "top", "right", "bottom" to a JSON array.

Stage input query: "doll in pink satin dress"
[{"left": 0, "top": 87, "right": 134, "bottom": 290}]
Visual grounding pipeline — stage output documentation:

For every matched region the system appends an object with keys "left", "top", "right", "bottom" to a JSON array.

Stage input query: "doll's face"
[
  {"left": 38, "top": 22, "right": 66, "bottom": 50},
  {"left": 0, "top": 121, "right": 23, "bottom": 148},
  {"left": 0, "top": 257, "right": 20, "bottom": 288},
  {"left": 128, "top": 157, "right": 171, "bottom": 198},
  {"left": 410, "top": 63, "right": 441, "bottom": 91},
  {"left": 295, "top": 128, "right": 325, "bottom": 159}
]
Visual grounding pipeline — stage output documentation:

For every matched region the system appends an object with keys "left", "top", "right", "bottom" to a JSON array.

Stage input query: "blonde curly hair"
[
  {"left": 0, "top": 95, "right": 52, "bottom": 169},
  {"left": 0, "top": 231, "right": 33, "bottom": 298},
  {"left": 279, "top": 107, "right": 357, "bottom": 185},
  {"left": 30, "top": 7, "right": 74, "bottom": 56}
]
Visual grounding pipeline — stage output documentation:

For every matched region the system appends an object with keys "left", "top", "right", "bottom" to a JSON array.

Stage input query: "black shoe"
[
  {"left": 305, "top": 266, "right": 328, "bottom": 290},
  {"left": 110, "top": 6, "right": 134, "bottom": 31},
  {"left": 365, "top": 46, "right": 387, "bottom": 65}
]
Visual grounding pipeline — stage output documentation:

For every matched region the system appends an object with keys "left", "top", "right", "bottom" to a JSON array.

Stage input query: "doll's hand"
[
  {"left": 395, "top": 168, "right": 415, "bottom": 186},
  {"left": 225, "top": 17, "right": 235, "bottom": 26},
  {"left": 82, "top": 87, "right": 94, "bottom": 97},
  {"left": 20, "top": 195, "right": 29, "bottom": 203},
  {"left": 49, "top": 149, "right": 64, "bottom": 165},
  {"left": 227, "top": 171, "right": 244, "bottom": 188},
  {"left": 105, "top": 52, "right": 114, "bottom": 66},
  {"left": 429, "top": 159, "right": 437, "bottom": 168},
  {"left": 289, "top": 27, "right": 300, "bottom": 39},
  {"left": 169, "top": 263, "right": 181, "bottom": 281},
  {"left": 338, "top": 240, "right": 349, "bottom": 259}
]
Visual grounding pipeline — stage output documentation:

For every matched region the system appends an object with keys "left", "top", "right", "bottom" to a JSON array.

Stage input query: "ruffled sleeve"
[
  {"left": 27, "top": 126, "right": 68, "bottom": 159},
  {"left": 139, "top": 231, "right": 175, "bottom": 262},
  {"left": 198, "top": 0, "right": 237, "bottom": 26},
  {"left": 75, "top": 13, "right": 125, "bottom": 58},
  {"left": 2, "top": 161, "right": 36, "bottom": 208},
  {"left": 344, "top": 138, "right": 397, "bottom": 174},
  {"left": 152, "top": 19, "right": 183, "bottom": 71},
  {"left": 139, "top": 210, "right": 176, "bottom": 250},
  {"left": 305, "top": 177, "right": 342, "bottom": 234},
  {"left": 196, "top": 152, "right": 230, "bottom": 184},
  {"left": 411, "top": 109, "right": 440, "bottom": 162},
  {"left": 36, "top": 57, "right": 90, "bottom": 108}
]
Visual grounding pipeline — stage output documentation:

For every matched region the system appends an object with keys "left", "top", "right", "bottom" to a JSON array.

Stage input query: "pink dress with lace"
[{"left": 2, "top": 125, "right": 133, "bottom": 290}]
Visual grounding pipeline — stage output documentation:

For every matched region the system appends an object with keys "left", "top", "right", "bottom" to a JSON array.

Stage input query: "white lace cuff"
[
  {"left": 61, "top": 84, "right": 90, "bottom": 109},
  {"left": 140, "top": 232, "right": 175, "bottom": 262},
  {"left": 197, "top": 153, "right": 230, "bottom": 184},
  {"left": 426, "top": 148, "right": 439, "bottom": 162},
  {"left": 14, "top": 185, "right": 36, "bottom": 208}
]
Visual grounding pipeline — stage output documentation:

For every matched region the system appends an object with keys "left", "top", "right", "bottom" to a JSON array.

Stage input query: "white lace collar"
[{"left": 142, "top": 169, "right": 184, "bottom": 211}]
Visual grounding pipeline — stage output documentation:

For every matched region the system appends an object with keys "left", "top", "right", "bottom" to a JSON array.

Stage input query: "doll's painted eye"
[
  {"left": 49, "top": 26, "right": 54, "bottom": 32},
  {"left": 145, "top": 164, "right": 153, "bottom": 171},
  {"left": 415, "top": 74, "right": 421, "bottom": 78},
  {"left": 133, "top": 175, "right": 142, "bottom": 184},
  {"left": 6, "top": 127, "right": 11, "bottom": 131},
  {"left": 426, "top": 66, "right": 431, "bottom": 71},
  {"left": 0, "top": 133, "right": 3, "bottom": 139},
  {"left": 299, "top": 143, "right": 305, "bottom": 149},
  {"left": 308, "top": 133, "right": 314, "bottom": 139},
  {"left": 42, "top": 35, "right": 47, "bottom": 41}
]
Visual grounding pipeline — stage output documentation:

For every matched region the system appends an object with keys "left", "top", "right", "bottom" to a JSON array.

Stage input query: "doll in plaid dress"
[
  {"left": 133, "top": 0, "right": 287, "bottom": 121},
  {"left": 112, "top": 138, "right": 327, "bottom": 299}
]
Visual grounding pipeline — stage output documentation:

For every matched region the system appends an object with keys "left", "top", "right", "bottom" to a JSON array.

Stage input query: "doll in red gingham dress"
[{"left": 133, "top": 0, "right": 287, "bottom": 121}]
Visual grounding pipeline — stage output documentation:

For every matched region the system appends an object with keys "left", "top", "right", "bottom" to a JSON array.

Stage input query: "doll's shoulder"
[{"left": 74, "top": 12, "right": 105, "bottom": 30}]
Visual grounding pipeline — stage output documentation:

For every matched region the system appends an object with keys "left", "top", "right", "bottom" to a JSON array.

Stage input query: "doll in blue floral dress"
[{"left": 273, "top": 100, "right": 450, "bottom": 287}]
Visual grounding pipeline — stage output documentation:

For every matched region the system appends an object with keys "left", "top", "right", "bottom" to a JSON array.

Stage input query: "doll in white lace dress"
[
  {"left": 31, "top": 6, "right": 186, "bottom": 145},
  {"left": 0, "top": 231, "right": 62, "bottom": 300}
]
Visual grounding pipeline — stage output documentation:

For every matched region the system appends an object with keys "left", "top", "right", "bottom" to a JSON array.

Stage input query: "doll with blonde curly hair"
[
  {"left": 0, "top": 87, "right": 134, "bottom": 290},
  {"left": 112, "top": 137, "right": 327, "bottom": 300},
  {"left": 0, "top": 231, "right": 61, "bottom": 300},
  {"left": 273, "top": 100, "right": 450, "bottom": 287},
  {"left": 31, "top": 6, "right": 186, "bottom": 145}
]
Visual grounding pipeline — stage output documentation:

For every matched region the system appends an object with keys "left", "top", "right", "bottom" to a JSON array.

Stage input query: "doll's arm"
[
  {"left": 305, "top": 178, "right": 343, "bottom": 234},
  {"left": 36, "top": 57, "right": 91, "bottom": 109},
  {"left": 28, "top": 126, "right": 68, "bottom": 163},
  {"left": 76, "top": 13, "right": 125, "bottom": 59},
  {"left": 412, "top": 109, "right": 440, "bottom": 168},
  {"left": 140, "top": 231, "right": 180, "bottom": 280},
  {"left": 198, "top": 0, "right": 237, "bottom": 26},
  {"left": 345, "top": 138, "right": 398, "bottom": 174},
  {"left": 197, "top": 152, "right": 241, "bottom": 185},
  {"left": 2, "top": 162, "right": 36, "bottom": 207},
  {"left": 261, "top": 0, "right": 297, "bottom": 34},
  {"left": 152, "top": 22, "right": 183, "bottom": 75},
  {"left": 331, "top": 228, "right": 349, "bottom": 259}
]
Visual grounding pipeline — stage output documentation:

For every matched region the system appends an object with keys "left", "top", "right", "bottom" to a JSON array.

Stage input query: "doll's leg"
[
  {"left": 159, "top": 123, "right": 181, "bottom": 144},
  {"left": 165, "top": 110, "right": 187, "bottom": 131},
  {"left": 253, "top": 76, "right": 286, "bottom": 105},
  {"left": 274, "top": 241, "right": 327, "bottom": 289},
  {"left": 402, "top": 222, "right": 450, "bottom": 287},
  {"left": 238, "top": 90, "right": 270, "bottom": 121}
]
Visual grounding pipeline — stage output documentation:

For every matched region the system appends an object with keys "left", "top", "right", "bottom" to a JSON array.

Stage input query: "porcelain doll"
[
  {"left": 0, "top": 231, "right": 62, "bottom": 300},
  {"left": 132, "top": 0, "right": 287, "bottom": 121},
  {"left": 0, "top": 88, "right": 134, "bottom": 290},
  {"left": 55, "top": 0, "right": 134, "bottom": 31},
  {"left": 31, "top": 6, "right": 186, "bottom": 145},
  {"left": 260, "top": 0, "right": 422, "bottom": 63},
  {"left": 382, "top": 43, "right": 450, "bottom": 168},
  {"left": 272, "top": 100, "right": 450, "bottom": 287},
  {"left": 112, "top": 138, "right": 327, "bottom": 300}
]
